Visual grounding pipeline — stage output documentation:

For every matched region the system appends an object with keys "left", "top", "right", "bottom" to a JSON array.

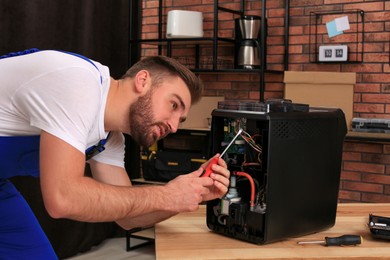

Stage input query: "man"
[{"left": 0, "top": 49, "right": 230, "bottom": 258}]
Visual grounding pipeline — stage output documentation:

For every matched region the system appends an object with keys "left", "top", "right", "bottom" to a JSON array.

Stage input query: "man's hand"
[
  {"left": 162, "top": 155, "right": 230, "bottom": 213},
  {"left": 199, "top": 155, "right": 230, "bottom": 201}
]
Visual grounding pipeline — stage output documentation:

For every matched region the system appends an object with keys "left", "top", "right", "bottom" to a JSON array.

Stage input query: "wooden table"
[{"left": 155, "top": 203, "right": 390, "bottom": 259}]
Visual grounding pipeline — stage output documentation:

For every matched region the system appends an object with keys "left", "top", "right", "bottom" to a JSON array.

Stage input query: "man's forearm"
[
  {"left": 116, "top": 210, "right": 177, "bottom": 230},
  {"left": 42, "top": 174, "right": 174, "bottom": 223}
]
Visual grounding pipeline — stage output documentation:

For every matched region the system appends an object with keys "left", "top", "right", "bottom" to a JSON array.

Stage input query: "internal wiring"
[
  {"left": 239, "top": 129, "right": 262, "bottom": 154},
  {"left": 234, "top": 171, "right": 255, "bottom": 210}
]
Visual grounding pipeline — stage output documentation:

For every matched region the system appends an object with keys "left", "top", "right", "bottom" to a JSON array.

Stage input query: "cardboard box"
[
  {"left": 179, "top": 96, "right": 224, "bottom": 130},
  {"left": 284, "top": 71, "right": 355, "bottom": 130}
]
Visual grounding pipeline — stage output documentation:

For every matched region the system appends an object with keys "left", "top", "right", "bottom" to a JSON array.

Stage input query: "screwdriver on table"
[
  {"left": 201, "top": 128, "right": 243, "bottom": 178},
  {"left": 297, "top": 234, "right": 362, "bottom": 246}
]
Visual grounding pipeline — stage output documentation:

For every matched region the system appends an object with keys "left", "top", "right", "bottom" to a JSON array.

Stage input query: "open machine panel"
[{"left": 206, "top": 107, "right": 347, "bottom": 244}]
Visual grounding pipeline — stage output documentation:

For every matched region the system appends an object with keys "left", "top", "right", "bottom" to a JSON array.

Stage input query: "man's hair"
[{"left": 122, "top": 56, "right": 203, "bottom": 104}]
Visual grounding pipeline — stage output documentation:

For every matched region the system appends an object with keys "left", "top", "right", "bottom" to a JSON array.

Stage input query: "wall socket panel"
[{"left": 318, "top": 45, "right": 348, "bottom": 62}]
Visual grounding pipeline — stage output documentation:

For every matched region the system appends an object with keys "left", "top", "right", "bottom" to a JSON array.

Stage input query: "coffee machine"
[{"left": 235, "top": 15, "right": 263, "bottom": 69}]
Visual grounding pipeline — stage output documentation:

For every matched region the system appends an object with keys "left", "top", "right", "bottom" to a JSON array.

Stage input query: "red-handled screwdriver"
[
  {"left": 297, "top": 234, "right": 362, "bottom": 246},
  {"left": 201, "top": 128, "right": 243, "bottom": 177}
]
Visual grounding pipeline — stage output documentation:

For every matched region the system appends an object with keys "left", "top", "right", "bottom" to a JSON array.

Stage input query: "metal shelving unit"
[{"left": 129, "top": 0, "right": 289, "bottom": 102}]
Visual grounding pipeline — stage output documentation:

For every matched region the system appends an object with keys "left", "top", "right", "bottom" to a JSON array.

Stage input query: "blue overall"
[{"left": 0, "top": 49, "right": 108, "bottom": 259}]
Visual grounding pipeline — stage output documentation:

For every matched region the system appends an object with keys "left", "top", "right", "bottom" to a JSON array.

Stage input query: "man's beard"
[{"left": 129, "top": 89, "right": 161, "bottom": 147}]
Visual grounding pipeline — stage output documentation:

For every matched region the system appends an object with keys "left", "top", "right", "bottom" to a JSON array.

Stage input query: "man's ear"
[{"left": 134, "top": 70, "right": 151, "bottom": 94}]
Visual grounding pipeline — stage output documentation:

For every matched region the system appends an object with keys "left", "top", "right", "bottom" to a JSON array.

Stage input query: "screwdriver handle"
[
  {"left": 201, "top": 157, "right": 219, "bottom": 177},
  {"left": 325, "top": 235, "right": 362, "bottom": 246}
]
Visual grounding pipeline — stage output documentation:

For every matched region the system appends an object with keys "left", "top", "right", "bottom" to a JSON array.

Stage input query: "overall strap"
[
  {"left": 85, "top": 132, "right": 111, "bottom": 161},
  {"left": 0, "top": 48, "right": 40, "bottom": 59},
  {"left": 57, "top": 50, "right": 103, "bottom": 84}
]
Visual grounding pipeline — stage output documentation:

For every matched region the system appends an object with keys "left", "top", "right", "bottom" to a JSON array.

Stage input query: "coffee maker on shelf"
[{"left": 235, "top": 15, "right": 264, "bottom": 69}]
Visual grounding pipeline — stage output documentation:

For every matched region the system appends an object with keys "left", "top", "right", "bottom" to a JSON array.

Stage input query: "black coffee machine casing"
[{"left": 235, "top": 15, "right": 265, "bottom": 69}]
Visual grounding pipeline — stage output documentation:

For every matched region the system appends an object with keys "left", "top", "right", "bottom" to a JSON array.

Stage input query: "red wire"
[{"left": 234, "top": 171, "right": 255, "bottom": 208}]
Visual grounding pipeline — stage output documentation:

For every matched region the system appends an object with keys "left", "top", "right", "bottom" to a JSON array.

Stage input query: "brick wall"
[{"left": 140, "top": 0, "right": 390, "bottom": 202}]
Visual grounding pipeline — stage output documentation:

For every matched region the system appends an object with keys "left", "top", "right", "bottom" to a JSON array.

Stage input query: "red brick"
[
  {"left": 362, "top": 153, "right": 390, "bottom": 165},
  {"left": 386, "top": 1, "right": 390, "bottom": 10},
  {"left": 268, "top": 8, "right": 287, "bottom": 18},
  {"left": 218, "top": 74, "right": 250, "bottom": 82},
  {"left": 354, "top": 103, "right": 385, "bottom": 113},
  {"left": 324, "top": 0, "right": 360, "bottom": 5},
  {"left": 267, "top": 55, "right": 285, "bottom": 64},
  {"left": 360, "top": 113, "right": 390, "bottom": 119},
  {"left": 260, "top": 0, "right": 283, "bottom": 9},
  {"left": 343, "top": 180, "right": 383, "bottom": 193},
  {"left": 288, "top": 35, "right": 310, "bottom": 45},
  {"left": 264, "top": 73, "right": 284, "bottom": 82},
  {"left": 289, "top": 26, "right": 304, "bottom": 35},
  {"left": 291, "top": 0, "right": 326, "bottom": 7},
  {"left": 265, "top": 83, "right": 284, "bottom": 92},
  {"left": 343, "top": 161, "right": 385, "bottom": 174},
  {"left": 362, "top": 93, "right": 390, "bottom": 103},
  {"left": 338, "top": 190, "right": 361, "bottom": 202},
  {"left": 364, "top": 23, "right": 385, "bottom": 33},
  {"left": 249, "top": 91, "right": 260, "bottom": 101},
  {"left": 142, "top": 24, "right": 158, "bottom": 33},
  {"left": 354, "top": 83, "right": 381, "bottom": 93},
  {"left": 172, "top": 0, "right": 202, "bottom": 6},
  {"left": 343, "top": 142, "right": 383, "bottom": 153},
  {"left": 362, "top": 193, "right": 390, "bottom": 203},
  {"left": 289, "top": 7, "right": 304, "bottom": 16},
  {"left": 142, "top": 8, "right": 158, "bottom": 17},
  {"left": 218, "top": 2, "right": 241, "bottom": 11},
  {"left": 365, "top": 32, "right": 390, "bottom": 42},
  {"left": 289, "top": 54, "right": 310, "bottom": 63},
  {"left": 363, "top": 53, "right": 389, "bottom": 63},
  {"left": 231, "top": 82, "right": 254, "bottom": 91},
  {"left": 340, "top": 170, "right": 362, "bottom": 181},
  {"left": 363, "top": 173, "right": 390, "bottom": 185},
  {"left": 224, "top": 91, "right": 248, "bottom": 100},
  {"left": 384, "top": 145, "right": 390, "bottom": 155},
  {"left": 263, "top": 92, "right": 283, "bottom": 100},
  {"left": 344, "top": 2, "right": 385, "bottom": 12},
  {"left": 288, "top": 45, "right": 303, "bottom": 54},
  {"left": 206, "top": 82, "right": 231, "bottom": 90},
  {"left": 342, "top": 151, "right": 361, "bottom": 161},
  {"left": 203, "top": 89, "right": 220, "bottom": 96},
  {"left": 192, "top": 5, "right": 213, "bottom": 13},
  {"left": 365, "top": 11, "right": 390, "bottom": 22},
  {"left": 364, "top": 42, "right": 386, "bottom": 53},
  {"left": 302, "top": 63, "right": 341, "bottom": 72},
  {"left": 144, "top": 0, "right": 159, "bottom": 9}
]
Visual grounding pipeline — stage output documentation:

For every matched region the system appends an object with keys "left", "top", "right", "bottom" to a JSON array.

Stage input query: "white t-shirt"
[{"left": 0, "top": 50, "right": 125, "bottom": 168}]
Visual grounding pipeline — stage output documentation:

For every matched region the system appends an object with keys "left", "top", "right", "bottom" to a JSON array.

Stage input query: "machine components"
[
  {"left": 209, "top": 118, "right": 266, "bottom": 241},
  {"left": 202, "top": 129, "right": 243, "bottom": 177}
]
